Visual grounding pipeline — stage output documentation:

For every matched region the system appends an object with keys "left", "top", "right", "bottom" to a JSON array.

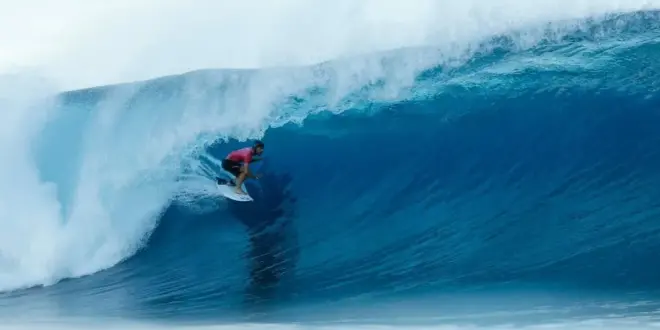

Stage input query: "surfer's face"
[{"left": 254, "top": 146, "right": 264, "bottom": 155}]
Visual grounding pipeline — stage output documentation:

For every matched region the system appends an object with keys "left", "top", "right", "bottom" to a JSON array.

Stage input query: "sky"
[{"left": 0, "top": 0, "right": 658, "bottom": 91}]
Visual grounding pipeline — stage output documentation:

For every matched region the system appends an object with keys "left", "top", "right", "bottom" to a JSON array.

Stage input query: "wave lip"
[{"left": 2, "top": 0, "right": 659, "bottom": 89}]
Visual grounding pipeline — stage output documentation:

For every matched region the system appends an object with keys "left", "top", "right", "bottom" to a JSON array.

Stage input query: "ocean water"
[{"left": 2, "top": 3, "right": 660, "bottom": 330}]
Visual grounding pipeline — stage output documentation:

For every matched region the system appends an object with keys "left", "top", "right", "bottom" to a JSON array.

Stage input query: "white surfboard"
[
  {"left": 216, "top": 175, "right": 253, "bottom": 202},
  {"left": 217, "top": 183, "right": 253, "bottom": 202}
]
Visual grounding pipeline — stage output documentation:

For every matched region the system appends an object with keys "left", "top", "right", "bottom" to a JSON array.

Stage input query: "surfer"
[{"left": 219, "top": 140, "right": 265, "bottom": 195}]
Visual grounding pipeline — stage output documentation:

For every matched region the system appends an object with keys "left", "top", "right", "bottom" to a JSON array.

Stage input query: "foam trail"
[{"left": 0, "top": 74, "right": 63, "bottom": 289}]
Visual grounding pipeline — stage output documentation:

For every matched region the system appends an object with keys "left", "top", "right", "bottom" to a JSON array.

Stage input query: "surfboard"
[{"left": 216, "top": 176, "right": 253, "bottom": 202}]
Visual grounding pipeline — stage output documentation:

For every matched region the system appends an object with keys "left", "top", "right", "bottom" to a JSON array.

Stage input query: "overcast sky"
[{"left": 0, "top": 0, "right": 657, "bottom": 91}]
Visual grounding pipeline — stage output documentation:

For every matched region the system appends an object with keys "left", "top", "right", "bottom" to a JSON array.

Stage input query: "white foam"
[{"left": 0, "top": 0, "right": 658, "bottom": 90}]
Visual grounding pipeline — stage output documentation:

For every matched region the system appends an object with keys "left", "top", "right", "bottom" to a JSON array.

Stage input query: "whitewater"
[{"left": 2, "top": 1, "right": 660, "bottom": 329}]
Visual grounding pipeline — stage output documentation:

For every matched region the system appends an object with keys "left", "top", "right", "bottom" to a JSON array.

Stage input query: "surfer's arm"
[
  {"left": 242, "top": 163, "right": 260, "bottom": 179},
  {"left": 251, "top": 156, "right": 263, "bottom": 163}
]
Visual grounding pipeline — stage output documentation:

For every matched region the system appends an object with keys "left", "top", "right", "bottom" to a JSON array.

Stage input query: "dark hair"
[{"left": 253, "top": 140, "right": 264, "bottom": 148}]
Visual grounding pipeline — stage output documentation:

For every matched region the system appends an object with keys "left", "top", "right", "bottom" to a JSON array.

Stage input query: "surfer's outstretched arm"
[{"left": 245, "top": 165, "right": 261, "bottom": 179}]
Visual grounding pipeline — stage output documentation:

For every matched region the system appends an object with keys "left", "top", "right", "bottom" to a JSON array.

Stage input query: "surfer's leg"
[
  {"left": 234, "top": 171, "right": 248, "bottom": 194},
  {"left": 229, "top": 166, "right": 243, "bottom": 186},
  {"left": 221, "top": 159, "right": 242, "bottom": 185}
]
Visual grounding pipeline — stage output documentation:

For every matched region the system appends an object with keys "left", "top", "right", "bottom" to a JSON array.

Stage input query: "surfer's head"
[{"left": 252, "top": 140, "right": 264, "bottom": 155}]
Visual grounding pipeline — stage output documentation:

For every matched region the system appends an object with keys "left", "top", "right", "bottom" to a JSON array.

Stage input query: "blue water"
[{"left": 1, "top": 9, "right": 660, "bottom": 330}]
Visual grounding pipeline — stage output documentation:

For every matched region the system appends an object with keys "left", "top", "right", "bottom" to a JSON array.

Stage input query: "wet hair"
[{"left": 252, "top": 140, "right": 264, "bottom": 152}]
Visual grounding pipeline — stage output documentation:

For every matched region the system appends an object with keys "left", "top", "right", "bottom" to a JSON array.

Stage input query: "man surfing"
[{"left": 216, "top": 140, "right": 264, "bottom": 195}]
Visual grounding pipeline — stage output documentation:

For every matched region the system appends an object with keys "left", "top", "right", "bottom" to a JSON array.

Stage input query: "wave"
[{"left": 0, "top": 7, "right": 660, "bottom": 328}]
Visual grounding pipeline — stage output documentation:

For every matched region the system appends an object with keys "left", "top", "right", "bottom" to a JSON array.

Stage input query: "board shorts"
[{"left": 222, "top": 159, "right": 243, "bottom": 177}]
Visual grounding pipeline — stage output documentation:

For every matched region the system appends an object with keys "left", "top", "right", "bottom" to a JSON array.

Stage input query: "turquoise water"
[{"left": 1, "top": 8, "right": 660, "bottom": 330}]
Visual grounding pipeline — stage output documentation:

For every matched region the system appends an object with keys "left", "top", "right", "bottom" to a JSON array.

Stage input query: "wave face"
[{"left": 2, "top": 8, "right": 660, "bottom": 329}]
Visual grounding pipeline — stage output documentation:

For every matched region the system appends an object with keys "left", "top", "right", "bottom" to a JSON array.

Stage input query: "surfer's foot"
[
  {"left": 234, "top": 188, "right": 246, "bottom": 195},
  {"left": 216, "top": 177, "right": 236, "bottom": 186}
]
